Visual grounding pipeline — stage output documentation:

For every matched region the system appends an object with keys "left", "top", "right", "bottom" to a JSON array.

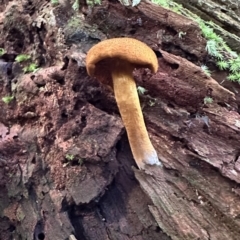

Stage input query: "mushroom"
[{"left": 86, "top": 37, "right": 162, "bottom": 169}]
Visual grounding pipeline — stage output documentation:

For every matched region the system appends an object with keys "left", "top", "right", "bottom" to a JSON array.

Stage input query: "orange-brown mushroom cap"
[
  {"left": 86, "top": 38, "right": 158, "bottom": 85},
  {"left": 86, "top": 37, "right": 161, "bottom": 169}
]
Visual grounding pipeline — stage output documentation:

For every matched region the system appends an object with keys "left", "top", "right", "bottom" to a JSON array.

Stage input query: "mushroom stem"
[{"left": 112, "top": 61, "right": 161, "bottom": 169}]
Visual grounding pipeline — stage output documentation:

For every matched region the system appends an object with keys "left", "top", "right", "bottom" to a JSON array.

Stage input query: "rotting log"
[
  {"left": 0, "top": 0, "right": 240, "bottom": 239},
  {"left": 172, "top": 0, "right": 240, "bottom": 52},
  {"left": 86, "top": 1, "right": 240, "bottom": 239}
]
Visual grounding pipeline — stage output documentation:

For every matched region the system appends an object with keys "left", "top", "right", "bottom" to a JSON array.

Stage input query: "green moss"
[
  {"left": 51, "top": 0, "right": 59, "bottom": 5},
  {"left": 151, "top": 0, "right": 240, "bottom": 83},
  {"left": 137, "top": 86, "right": 148, "bottom": 95},
  {"left": 15, "top": 54, "right": 31, "bottom": 63},
  {"left": 204, "top": 97, "right": 213, "bottom": 104},
  {"left": 65, "top": 154, "right": 75, "bottom": 161},
  {"left": 2, "top": 96, "right": 14, "bottom": 104},
  {"left": 201, "top": 65, "right": 211, "bottom": 76},
  {"left": 72, "top": 0, "right": 80, "bottom": 11},
  {"left": 0, "top": 48, "right": 5, "bottom": 56},
  {"left": 151, "top": 0, "right": 170, "bottom": 8},
  {"left": 23, "top": 63, "right": 38, "bottom": 73},
  {"left": 86, "top": 0, "right": 101, "bottom": 6}
]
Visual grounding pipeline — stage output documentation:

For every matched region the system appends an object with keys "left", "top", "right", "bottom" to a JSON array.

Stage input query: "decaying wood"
[
  {"left": 137, "top": 1, "right": 206, "bottom": 58},
  {"left": 133, "top": 48, "right": 240, "bottom": 238},
  {"left": 159, "top": 50, "right": 235, "bottom": 104},
  {"left": 173, "top": 0, "right": 240, "bottom": 52},
  {"left": 135, "top": 164, "right": 240, "bottom": 240},
  {"left": 0, "top": 0, "right": 240, "bottom": 239}
]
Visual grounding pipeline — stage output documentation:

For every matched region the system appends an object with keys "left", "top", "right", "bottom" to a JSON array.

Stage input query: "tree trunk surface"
[
  {"left": 0, "top": 0, "right": 240, "bottom": 240},
  {"left": 173, "top": 0, "right": 240, "bottom": 52}
]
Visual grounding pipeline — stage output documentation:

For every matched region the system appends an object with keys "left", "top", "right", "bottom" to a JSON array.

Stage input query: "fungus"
[{"left": 86, "top": 37, "right": 162, "bottom": 169}]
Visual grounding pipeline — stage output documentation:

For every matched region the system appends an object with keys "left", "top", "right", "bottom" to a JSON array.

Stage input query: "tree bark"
[
  {"left": 173, "top": 0, "right": 240, "bottom": 50},
  {"left": 0, "top": 0, "right": 240, "bottom": 239}
]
